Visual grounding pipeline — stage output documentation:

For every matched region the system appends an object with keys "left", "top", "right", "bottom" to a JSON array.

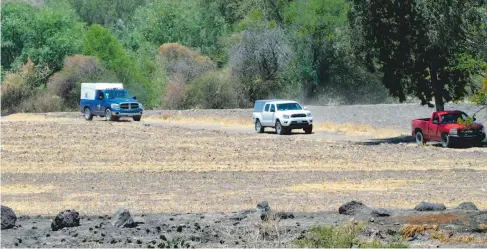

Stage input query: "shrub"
[
  {"left": 186, "top": 71, "right": 240, "bottom": 109},
  {"left": 158, "top": 43, "right": 217, "bottom": 109},
  {"left": 162, "top": 74, "right": 188, "bottom": 110},
  {"left": 19, "top": 90, "right": 64, "bottom": 113},
  {"left": 158, "top": 43, "right": 216, "bottom": 83},
  {"left": 47, "top": 55, "right": 117, "bottom": 109},
  {"left": 1, "top": 58, "right": 50, "bottom": 114}
]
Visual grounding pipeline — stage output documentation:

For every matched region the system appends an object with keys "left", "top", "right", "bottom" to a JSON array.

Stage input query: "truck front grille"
[
  {"left": 458, "top": 129, "right": 482, "bottom": 136},
  {"left": 291, "top": 114, "right": 307, "bottom": 118},
  {"left": 120, "top": 103, "right": 139, "bottom": 110}
]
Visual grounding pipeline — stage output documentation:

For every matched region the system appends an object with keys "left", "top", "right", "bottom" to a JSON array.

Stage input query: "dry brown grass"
[
  {"left": 2, "top": 117, "right": 487, "bottom": 215},
  {"left": 406, "top": 213, "right": 469, "bottom": 225},
  {"left": 431, "top": 231, "right": 475, "bottom": 243},
  {"left": 316, "top": 122, "right": 403, "bottom": 138},
  {"left": 283, "top": 179, "right": 424, "bottom": 192},
  {"left": 402, "top": 224, "right": 439, "bottom": 239}
]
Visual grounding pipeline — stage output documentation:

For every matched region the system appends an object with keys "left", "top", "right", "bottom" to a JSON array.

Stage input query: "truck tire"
[
  {"left": 304, "top": 125, "right": 313, "bottom": 134},
  {"left": 105, "top": 108, "right": 116, "bottom": 121},
  {"left": 255, "top": 119, "right": 264, "bottom": 133},
  {"left": 275, "top": 120, "right": 284, "bottom": 135},
  {"left": 441, "top": 133, "right": 452, "bottom": 148},
  {"left": 84, "top": 107, "right": 93, "bottom": 121},
  {"left": 415, "top": 131, "right": 425, "bottom": 146},
  {"left": 133, "top": 116, "right": 142, "bottom": 122}
]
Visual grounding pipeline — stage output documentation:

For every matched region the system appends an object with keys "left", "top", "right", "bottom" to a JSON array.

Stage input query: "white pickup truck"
[{"left": 252, "top": 99, "right": 313, "bottom": 135}]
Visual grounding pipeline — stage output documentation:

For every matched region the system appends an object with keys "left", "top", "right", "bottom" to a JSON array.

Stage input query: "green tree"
[
  {"left": 70, "top": 0, "right": 147, "bottom": 26},
  {"left": 1, "top": 1, "right": 84, "bottom": 73},
  {"left": 83, "top": 24, "right": 156, "bottom": 107},
  {"left": 1, "top": 3, "right": 36, "bottom": 71},
  {"left": 349, "top": 0, "right": 487, "bottom": 111}
]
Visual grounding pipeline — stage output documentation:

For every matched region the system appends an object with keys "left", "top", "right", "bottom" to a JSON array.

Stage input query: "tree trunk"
[{"left": 430, "top": 65, "right": 445, "bottom": 111}]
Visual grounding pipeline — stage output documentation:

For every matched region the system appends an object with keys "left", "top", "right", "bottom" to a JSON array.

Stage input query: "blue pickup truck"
[{"left": 79, "top": 83, "right": 143, "bottom": 121}]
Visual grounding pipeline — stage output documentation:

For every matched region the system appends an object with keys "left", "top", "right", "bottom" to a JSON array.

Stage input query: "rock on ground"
[
  {"left": 51, "top": 210, "right": 80, "bottom": 231},
  {"left": 371, "top": 208, "right": 392, "bottom": 217},
  {"left": 256, "top": 201, "right": 271, "bottom": 212},
  {"left": 456, "top": 202, "right": 478, "bottom": 211},
  {"left": 111, "top": 208, "right": 135, "bottom": 228},
  {"left": 338, "top": 201, "right": 371, "bottom": 215},
  {"left": 414, "top": 202, "right": 446, "bottom": 211},
  {"left": 1, "top": 205, "right": 17, "bottom": 230}
]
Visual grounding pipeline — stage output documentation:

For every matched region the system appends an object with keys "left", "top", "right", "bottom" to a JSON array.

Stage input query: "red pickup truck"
[{"left": 411, "top": 110, "right": 485, "bottom": 148}]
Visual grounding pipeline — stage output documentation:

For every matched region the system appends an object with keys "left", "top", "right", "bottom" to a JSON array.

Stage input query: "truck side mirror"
[
  {"left": 133, "top": 96, "right": 137, "bottom": 100},
  {"left": 303, "top": 106, "right": 307, "bottom": 110}
]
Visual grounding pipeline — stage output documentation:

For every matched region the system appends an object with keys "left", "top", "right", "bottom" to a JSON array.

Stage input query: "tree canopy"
[{"left": 1, "top": 0, "right": 487, "bottom": 114}]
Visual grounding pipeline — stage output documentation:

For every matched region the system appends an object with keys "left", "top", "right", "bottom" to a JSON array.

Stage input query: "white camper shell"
[{"left": 80, "top": 83, "right": 124, "bottom": 100}]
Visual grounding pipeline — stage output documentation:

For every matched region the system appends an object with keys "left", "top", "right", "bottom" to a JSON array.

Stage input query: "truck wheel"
[
  {"left": 441, "top": 133, "right": 452, "bottom": 148},
  {"left": 105, "top": 109, "right": 116, "bottom": 121},
  {"left": 415, "top": 131, "right": 425, "bottom": 146},
  {"left": 133, "top": 116, "right": 142, "bottom": 122},
  {"left": 255, "top": 119, "right": 264, "bottom": 133},
  {"left": 304, "top": 125, "right": 313, "bottom": 134},
  {"left": 84, "top": 108, "right": 93, "bottom": 121},
  {"left": 275, "top": 120, "right": 284, "bottom": 135}
]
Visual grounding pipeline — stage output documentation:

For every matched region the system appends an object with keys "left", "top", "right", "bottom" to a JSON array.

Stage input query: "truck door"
[
  {"left": 262, "top": 104, "right": 271, "bottom": 126},
  {"left": 269, "top": 104, "right": 276, "bottom": 125},
  {"left": 428, "top": 113, "right": 440, "bottom": 140},
  {"left": 93, "top": 90, "right": 105, "bottom": 115}
]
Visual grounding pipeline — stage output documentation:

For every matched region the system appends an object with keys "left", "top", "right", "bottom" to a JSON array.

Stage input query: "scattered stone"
[
  {"left": 111, "top": 208, "right": 135, "bottom": 228},
  {"left": 257, "top": 201, "right": 271, "bottom": 212},
  {"left": 338, "top": 201, "right": 371, "bottom": 215},
  {"left": 1, "top": 206, "right": 17, "bottom": 230},
  {"left": 371, "top": 208, "right": 392, "bottom": 217},
  {"left": 160, "top": 235, "right": 167, "bottom": 241},
  {"left": 414, "top": 202, "right": 446, "bottom": 211},
  {"left": 456, "top": 202, "right": 478, "bottom": 210},
  {"left": 177, "top": 225, "right": 183, "bottom": 232},
  {"left": 16, "top": 237, "right": 22, "bottom": 244},
  {"left": 32, "top": 226, "right": 38, "bottom": 230},
  {"left": 277, "top": 212, "right": 294, "bottom": 219},
  {"left": 46, "top": 234, "right": 51, "bottom": 238},
  {"left": 51, "top": 210, "right": 80, "bottom": 231},
  {"left": 136, "top": 239, "right": 143, "bottom": 244},
  {"left": 369, "top": 217, "right": 375, "bottom": 223},
  {"left": 110, "top": 239, "right": 117, "bottom": 244},
  {"left": 230, "top": 213, "right": 247, "bottom": 221}
]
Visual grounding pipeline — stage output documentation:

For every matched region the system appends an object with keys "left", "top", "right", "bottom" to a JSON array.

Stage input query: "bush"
[
  {"left": 19, "top": 90, "right": 64, "bottom": 113},
  {"left": 47, "top": 55, "right": 117, "bottom": 109},
  {"left": 162, "top": 74, "right": 188, "bottom": 110},
  {"left": 1, "top": 58, "right": 50, "bottom": 114},
  {"left": 158, "top": 43, "right": 217, "bottom": 109},
  {"left": 186, "top": 71, "right": 240, "bottom": 109}
]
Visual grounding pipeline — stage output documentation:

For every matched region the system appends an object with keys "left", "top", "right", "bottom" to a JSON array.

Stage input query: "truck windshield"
[
  {"left": 277, "top": 103, "right": 303, "bottom": 111},
  {"left": 441, "top": 113, "right": 469, "bottom": 124},
  {"left": 104, "top": 90, "right": 131, "bottom": 99}
]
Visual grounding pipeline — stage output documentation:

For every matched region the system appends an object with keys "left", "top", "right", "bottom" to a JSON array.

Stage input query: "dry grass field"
[{"left": 1, "top": 111, "right": 486, "bottom": 216}]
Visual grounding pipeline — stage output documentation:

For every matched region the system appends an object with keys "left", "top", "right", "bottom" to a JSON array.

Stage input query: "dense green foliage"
[
  {"left": 349, "top": 0, "right": 487, "bottom": 111},
  {"left": 1, "top": 0, "right": 486, "bottom": 114}
]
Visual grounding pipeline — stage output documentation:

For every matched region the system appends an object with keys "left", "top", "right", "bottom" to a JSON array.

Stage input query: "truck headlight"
[
  {"left": 139, "top": 103, "right": 143, "bottom": 109},
  {"left": 449, "top": 129, "right": 457, "bottom": 135},
  {"left": 283, "top": 114, "right": 290, "bottom": 119},
  {"left": 307, "top": 112, "right": 312, "bottom": 117},
  {"left": 482, "top": 127, "right": 485, "bottom": 134},
  {"left": 111, "top": 104, "right": 120, "bottom": 109}
]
